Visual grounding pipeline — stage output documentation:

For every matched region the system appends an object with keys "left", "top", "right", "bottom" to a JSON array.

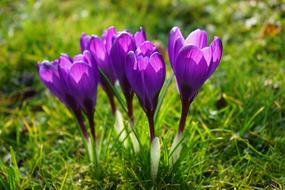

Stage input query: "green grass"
[{"left": 1, "top": 0, "right": 285, "bottom": 189}]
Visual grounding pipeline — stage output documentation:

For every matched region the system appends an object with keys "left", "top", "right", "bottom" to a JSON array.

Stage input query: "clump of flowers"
[
  {"left": 38, "top": 26, "right": 222, "bottom": 178},
  {"left": 80, "top": 27, "right": 146, "bottom": 151}
]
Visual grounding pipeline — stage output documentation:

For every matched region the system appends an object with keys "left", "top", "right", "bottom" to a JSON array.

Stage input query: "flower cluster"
[{"left": 38, "top": 26, "right": 222, "bottom": 176}]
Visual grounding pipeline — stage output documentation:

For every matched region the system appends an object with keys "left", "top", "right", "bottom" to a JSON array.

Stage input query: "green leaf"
[
  {"left": 98, "top": 69, "right": 128, "bottom": 113},
  {"left": 154, "top": 74, "right": 173, "bottom": 123}
]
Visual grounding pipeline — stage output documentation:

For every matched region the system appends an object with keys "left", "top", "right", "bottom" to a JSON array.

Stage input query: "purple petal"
[
  {"left": 137, "top": 55, "right": 149, "bottom": 71},
  {"left": 82, "top": 50, "right": 96, "bottom": 68},
  {"left": 38, "top": 60, "right": 58, "bottom": 83},
  {"left": 168, "top": 26, "right": 184, "bottom": 67},
  {"left": 136, "top": 41, "right": 158, "bottom": 57},
  {"left": 149, "top": 52, "right": 165, "bottom": 73},
  {"left": 125, "top": 51, "right": 137, "bottom": 71},
  {"left": 110, "top": 32, "right": 136, "bottom": 82},
  {"left": 73, "top": 55, "right": 85, "bottom": 63},
  {"left": 102, "top": 26, "right": 117, "bottom": 54},
  {"left": 134, "top": 26, "right": 147, "bottom": 47},
  {"left": 82, "top": 50, "right": 98, "bottom": 82},
  {"left": 69, "top": 63, "right": 90, "bottom": 83},
  {"left": 172, "top": 37, "right": 184, "bottom": 70},
  {"left": 58, "top": 54, "right": 73, "bottom": 84},
  {"left": 175, "top": 45, "right": 208, "bottom": 101},
  {"left": 89, "top": 36, "right": 107, "bottom": 66},
  {"left": 90, "top": 36, "right": 115, "bottom": 86},
  {"left": 126, "top": 51, "right": 144, "bottom": 100},
  {"left": 143, "top": 52, "right": 165, "bottom": 109},
  {"left": 202, "top": 46, "right": 212, "bottom": 66},
  {"left": 38, "top": 60, "right": 68, "bottom": 105},
  {"left": 68, "top": 63, "right": 97, "bottom": 111},
  {"left": 207, "top": 37, "right": 223, "bottom": 78},
  {"left": 80, "top": 33, "right": 91, "bottom": 52},
  {"left": 185, "top": 29, "right": 208, "bottom": 49},
  {"left": 59, "top": 54, "right": 73, "bottom": 71}
]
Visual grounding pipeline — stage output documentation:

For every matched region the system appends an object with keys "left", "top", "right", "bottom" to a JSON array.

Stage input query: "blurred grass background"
[{"left": 0, "top": 0, "right": 285, "bottom": 189}]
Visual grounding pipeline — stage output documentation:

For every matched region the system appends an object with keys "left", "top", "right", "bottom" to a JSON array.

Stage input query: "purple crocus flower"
[
  {"left": 59, "top": 52, "right": 98, "bottom": 115},
  {"left": 134, "top": 26, "right": 147, "bottom": 47},
  {"left": 38, "top": 50, "right": 99, "bottom": 141},
  {"left": 80, "top": 26, "right": 118, "bottom": 114},
  {"left": 168, "top": 27, "right": 223, "bottom": 134},
  {"left": 110, "top": 27, "right": 147, "bottom": 122},
  {"left": 37, "top": 59, "right": 78, "bottom": 111},
  {"left": 80, "top": 33, "right": 91, "bottom": 53},
  {"left": 126, "top": 41, "right": 166, "bottom": 142}
]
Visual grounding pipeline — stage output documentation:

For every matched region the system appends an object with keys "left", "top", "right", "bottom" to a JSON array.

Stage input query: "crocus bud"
[
  {"left": 80, "top": 27, "right": 117, "bottom": 114},
  {"left": 168, "top": 27, "right": 223, "bottom": 133},
  {"left": 88, "top": 27, "right": 117, "bottom": 85},
  {"left": 110, "top": 32, "right": 136, "bottom": 100},
  {"left": 126, "top": 41, "right": 166, "bottom": 142}
]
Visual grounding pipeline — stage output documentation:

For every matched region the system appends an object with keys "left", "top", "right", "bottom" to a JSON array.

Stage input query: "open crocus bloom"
[
  {"left": 168, "top": 27, "right": 223, "bottom": 105},
  {"left": 126, "top": 41, "right": 165, "bottom": 141},
  {"left": 38, "top": 50, "right": 98, "bottom": 141}
]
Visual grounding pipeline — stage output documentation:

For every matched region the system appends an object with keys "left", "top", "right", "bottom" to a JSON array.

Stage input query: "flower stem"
[
  {"left": 74, "top": 110, "right": 89, "bottom": 142},
  {"left": 108, "top": 94, "right": 116, "bottom": 115},
  {"left": 178, "top": 100, "right": 191, "bottom": 134},
  {"left": 147, "top": 111, "right": 155, "bottom": 143},
  {"left": 127, "top": 98, "right": 134, "bottom": 126},
  {"left": 105, "top": 86, "right": 116, "bottom": 115},
  {"left": 87, "top": 110, "right": 96, "bottom": 142}
]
